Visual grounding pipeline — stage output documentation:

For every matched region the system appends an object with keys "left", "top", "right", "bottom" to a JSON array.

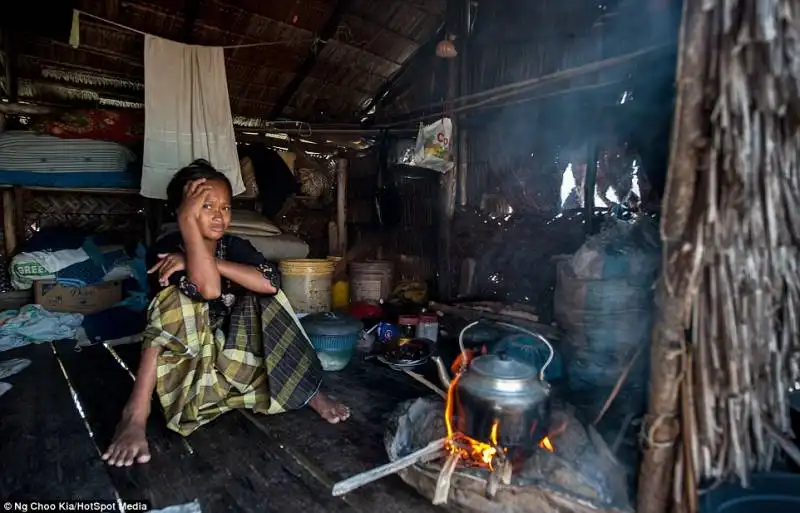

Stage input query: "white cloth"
[{"left": 141, "top": 35, "right": 244, "bottom": 199}]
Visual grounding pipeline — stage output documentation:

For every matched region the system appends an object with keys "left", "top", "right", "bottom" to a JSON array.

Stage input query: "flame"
[
  {"left": 444, "top": 371, "right": 503, "bottom": 471},
  {"left": 449, "top": 346, "right": 488, "bottom": 376},
  {"left": 450, "top": 350, "right": 474, "bottom": 375},
  {"left": 536, "top": 420, "right": 566, "bottom": 453}
]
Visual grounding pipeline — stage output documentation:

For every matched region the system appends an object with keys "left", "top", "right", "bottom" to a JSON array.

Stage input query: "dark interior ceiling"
[{"left": 1, "top": 0, "right": 446, "bottom": 125}]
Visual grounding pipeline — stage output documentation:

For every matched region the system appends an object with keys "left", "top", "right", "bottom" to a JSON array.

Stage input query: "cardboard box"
[{"left": 34, "top": 280, "right": 123, "bottom": 315}]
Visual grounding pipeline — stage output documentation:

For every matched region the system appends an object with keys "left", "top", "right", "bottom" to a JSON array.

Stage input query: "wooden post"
[
  {"left": 12, "top": 186, "right": 24, "bottom": 248},
  {"left": 636, "top": 1, "right": 708, "bottom": 513},
  {"left": 456, "top": 0, "right": 471, "bottom": 208},
  {"left": 457, "top": 127, "right": 468, "bottom": 206},
  {"left": 3, "top": 29, "right": 18, "bottom": 103},
  {"left": 336, "top": 157, "right": 348, "bottom": 257},
  {"left": 438, "top": 0, "right": 464, "bottom": 300},
  {"left": 2, "top": 189, "right": 16, "bottom": 256}
]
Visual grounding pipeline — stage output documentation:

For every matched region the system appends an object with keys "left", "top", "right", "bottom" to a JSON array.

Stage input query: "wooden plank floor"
[
  {"left": 0, "top": 344, "right": 118, "bottom": 501},
  {"left": 1, "top": 341, "right": 445, "bottom": 512}
]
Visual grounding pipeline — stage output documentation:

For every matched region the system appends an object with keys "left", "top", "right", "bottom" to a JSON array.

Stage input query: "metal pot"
[{"left": 432, "top": 352, "right": 551, "bottom": 451}]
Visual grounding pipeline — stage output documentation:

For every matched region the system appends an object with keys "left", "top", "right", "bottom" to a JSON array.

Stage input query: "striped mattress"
[{"left": 0, "top": 131, "right": 138, "bottom": 188}]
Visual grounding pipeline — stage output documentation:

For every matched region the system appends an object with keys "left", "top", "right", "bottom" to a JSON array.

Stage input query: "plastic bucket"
[
  {"left": 279, "top": 259, "right": 335, "bottom": 314},
  {"left": 350, "top": 261, "right": 394, "bottom": 302}
]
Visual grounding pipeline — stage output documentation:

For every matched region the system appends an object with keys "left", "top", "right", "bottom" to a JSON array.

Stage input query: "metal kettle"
[{"left": 432, "top": 351, "right": 552, "bottom": 450}]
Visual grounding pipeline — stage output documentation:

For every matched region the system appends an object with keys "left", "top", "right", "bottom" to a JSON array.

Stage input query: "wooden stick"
[
  {"left": 611, "top": 413, "right": 636, "bottom": 455},
  {"left": 331, "top": 437, "right": 446, "bottom": 497},
  {"left": 429, "top": 300, "right": 560, "bottom": 339},
  {"left": 461, "top": 305, "right": 539, "bottom": 323},
  {"left": 593, "top": 344, "right": 644, "bottom": 425},
  {"left": 486, "top": 464, "right": 501, "bottom": 499},
  {"left": 432, "top": 452, "right": 460, "bottom": 505},
  {"left": 501, "top": 458, "right": 513, "bottom": 485},
  {"left": 403, "top": 370, "right": 447, "bottom": 399},
  {"left": 764, "top": 420, "right": 800, "bottom": 469}
]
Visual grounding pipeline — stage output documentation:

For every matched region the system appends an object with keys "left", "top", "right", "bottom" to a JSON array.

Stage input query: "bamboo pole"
[
  {"left": 636, "top": 1, "right": 709, "bottom": 513},
  {"left": 335, "top": 157, "right": 348, "bottom": 257}
]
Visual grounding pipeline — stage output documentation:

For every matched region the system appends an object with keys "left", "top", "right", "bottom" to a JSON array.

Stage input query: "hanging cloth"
[{"left": 141, "top": 35, "right": 244, "bottom": 199}]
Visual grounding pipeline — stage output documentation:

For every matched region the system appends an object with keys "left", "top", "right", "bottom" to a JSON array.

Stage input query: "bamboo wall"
[{"left": 438, "top": 0, "right": 682, "bottom": 308}]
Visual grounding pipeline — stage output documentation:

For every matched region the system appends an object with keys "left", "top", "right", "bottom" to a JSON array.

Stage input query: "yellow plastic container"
[
  {"left": 326, "top": 256, "right": 349, "bottom": 310},
  {"left": 331, "top": 280, "right": 350, "bottom": 310},
  {"left": 278, "top": 259, "right": 336, "bottom": 314}
]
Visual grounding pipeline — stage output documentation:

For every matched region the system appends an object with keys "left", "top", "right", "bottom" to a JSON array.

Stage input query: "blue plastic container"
[
  {"left": 490, "top": 334, "right": 562, "bottom": 381},
  {"left": 301, "top": 312, "right": 363, "bottom": 371},
  {"left": 700, "top": 473, "right": 800, "bottom": 513}
]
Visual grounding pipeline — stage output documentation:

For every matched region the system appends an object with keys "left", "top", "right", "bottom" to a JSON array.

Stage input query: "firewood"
[
  {"left": 429, "top": 301, "right": 560, "bottom": 339},
  {"left": 331, "top": 437, "right": 446, "bottom": 497},
  {"left": 501, "top": 458, "right": 513, "bottom": 485},
  {"left": 402, "top": 370, "right": 447, "bottom": 399},
  {"left": 460, "top": 304, "right": 540, "bottom": 323},
  {"left": 432, "top": 452, "right": 460, "bottom": 505},
  {"left": 486, "top": 465, "right": 501, "bottom": 499}
]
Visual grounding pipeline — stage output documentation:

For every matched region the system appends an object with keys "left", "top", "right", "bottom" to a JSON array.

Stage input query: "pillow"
[
  {"left": 159, "top": 210, "right": 281, "bottom": 238},
  {"left": 229, "top": 210, "right": 281, "bottom": 235}
]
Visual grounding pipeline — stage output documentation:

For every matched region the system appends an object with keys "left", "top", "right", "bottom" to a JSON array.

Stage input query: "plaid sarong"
[{"left": 142, "top": 286, "right": 323, "bottom": 436}]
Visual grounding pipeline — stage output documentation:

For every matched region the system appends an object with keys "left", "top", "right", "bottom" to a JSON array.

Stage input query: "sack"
[
  {"left": 553, "top": 219, "right": 660, "bottom": 439},
  {"left": 412, "top": 118, "right": 454, "bottom": 172}
]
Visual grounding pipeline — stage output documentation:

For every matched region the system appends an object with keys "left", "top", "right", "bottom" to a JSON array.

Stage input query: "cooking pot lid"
[
  {"left": 301, "top": 312, "right": 363, "bottom": 336},
  {"left": 471, "top": 353, "right": 536, "bottom": 380}
]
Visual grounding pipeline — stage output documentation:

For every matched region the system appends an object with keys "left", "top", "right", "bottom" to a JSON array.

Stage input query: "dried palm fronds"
[{"left": 667, "top": 0, "right": 800, "bottom": 506}]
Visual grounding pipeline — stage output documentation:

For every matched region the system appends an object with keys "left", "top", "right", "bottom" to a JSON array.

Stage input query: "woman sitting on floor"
[{"left": 102, "top": 159, "right": 350, "bottom": 467}]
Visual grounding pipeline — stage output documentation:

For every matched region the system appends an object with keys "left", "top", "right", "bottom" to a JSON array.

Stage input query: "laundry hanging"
[{"left": 141, "top": 35, "right": 244, "bottom": 199}]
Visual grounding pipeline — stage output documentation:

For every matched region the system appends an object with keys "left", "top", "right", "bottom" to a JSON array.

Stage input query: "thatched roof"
[{"left": 4, "top": 0, "right": 446, "bottom": 124}]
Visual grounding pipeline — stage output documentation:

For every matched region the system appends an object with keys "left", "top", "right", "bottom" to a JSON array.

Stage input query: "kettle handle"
[{"left": 495, "top": 322, "right": 555, "bottom": 382}]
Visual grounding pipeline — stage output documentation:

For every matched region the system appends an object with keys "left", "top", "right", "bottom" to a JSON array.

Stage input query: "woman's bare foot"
[
  {"left": 101, "top": 417, "right": 151, "bottom": 466},
  {"left": 309, "top": 392, "right": 350, "bottom": 424}
]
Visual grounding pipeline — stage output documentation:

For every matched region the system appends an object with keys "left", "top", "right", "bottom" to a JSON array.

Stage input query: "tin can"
[
  {"left": 397, "top": 315, "right": 419, "bottom": 345},
  {"left": 376, "top": 321, "right": 399, "bottom": 344}
]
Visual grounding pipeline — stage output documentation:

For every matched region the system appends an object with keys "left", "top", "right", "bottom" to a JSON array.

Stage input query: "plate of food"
[{"left": 377, "top": 338, "right": 434, "bottom": 371}]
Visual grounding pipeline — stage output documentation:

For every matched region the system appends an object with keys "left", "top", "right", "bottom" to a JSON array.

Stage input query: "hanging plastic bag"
[{"left": 412, "top": 118, "right": 454, "bottom": 172}]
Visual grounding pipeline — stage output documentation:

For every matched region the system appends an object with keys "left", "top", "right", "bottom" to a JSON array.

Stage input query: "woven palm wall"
[{"left": 21, "top": 190, "right": 146, "bottom": 242}]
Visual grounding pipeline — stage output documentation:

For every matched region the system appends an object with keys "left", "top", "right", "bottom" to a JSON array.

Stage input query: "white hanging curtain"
[{"left": 140, "top": 35, "right": 244, "bottom": 199}]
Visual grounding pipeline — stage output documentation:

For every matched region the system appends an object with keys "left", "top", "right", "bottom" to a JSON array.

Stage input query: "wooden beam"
[
  {"left": 181, "top": 0, "right": 204, "bottom": 43},
  {"left": 269, "top": 0, "right": 353, "bottom": 119},
  {"left": 359, "top": 23, "right": 444, "bottom": 121}
]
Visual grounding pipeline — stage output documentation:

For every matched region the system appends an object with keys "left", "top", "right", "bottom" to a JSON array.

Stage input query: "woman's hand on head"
[
  {"left": 148, "top": 253, "right": 187, "bottom": 286},
  {"left": 177, "top": 179, "right": 212, "bottom": 225}
]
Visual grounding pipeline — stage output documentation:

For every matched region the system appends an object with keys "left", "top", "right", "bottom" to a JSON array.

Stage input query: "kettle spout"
[{"left": 431, "top": 356, "right": 452, "bottom": 389}]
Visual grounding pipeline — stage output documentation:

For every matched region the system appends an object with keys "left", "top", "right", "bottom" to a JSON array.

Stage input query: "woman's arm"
[
  {"left": 176, "top": 180, "right": 221, "bottom": 299},
  {"left": 216, "top": 260, "right": 278, "bottom": 295},
  {"left": 180, "top": 217, "right": 221, "bottom": 299}
]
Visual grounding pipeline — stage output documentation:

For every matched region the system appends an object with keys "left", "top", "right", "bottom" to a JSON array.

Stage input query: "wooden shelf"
[{"left": 0, "top": 185, "right": 139, "bottom": 195}]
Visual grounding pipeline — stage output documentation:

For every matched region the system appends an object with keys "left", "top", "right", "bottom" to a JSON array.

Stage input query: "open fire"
[
  {"left": 383, "top": 396, "right": 634, "bottom": 513},
  {"left": 444, "top": 372, "right": 503, "bottom": 469},
  {"left": 445, "top": 349, "right": 557, "bottom": 473}
]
